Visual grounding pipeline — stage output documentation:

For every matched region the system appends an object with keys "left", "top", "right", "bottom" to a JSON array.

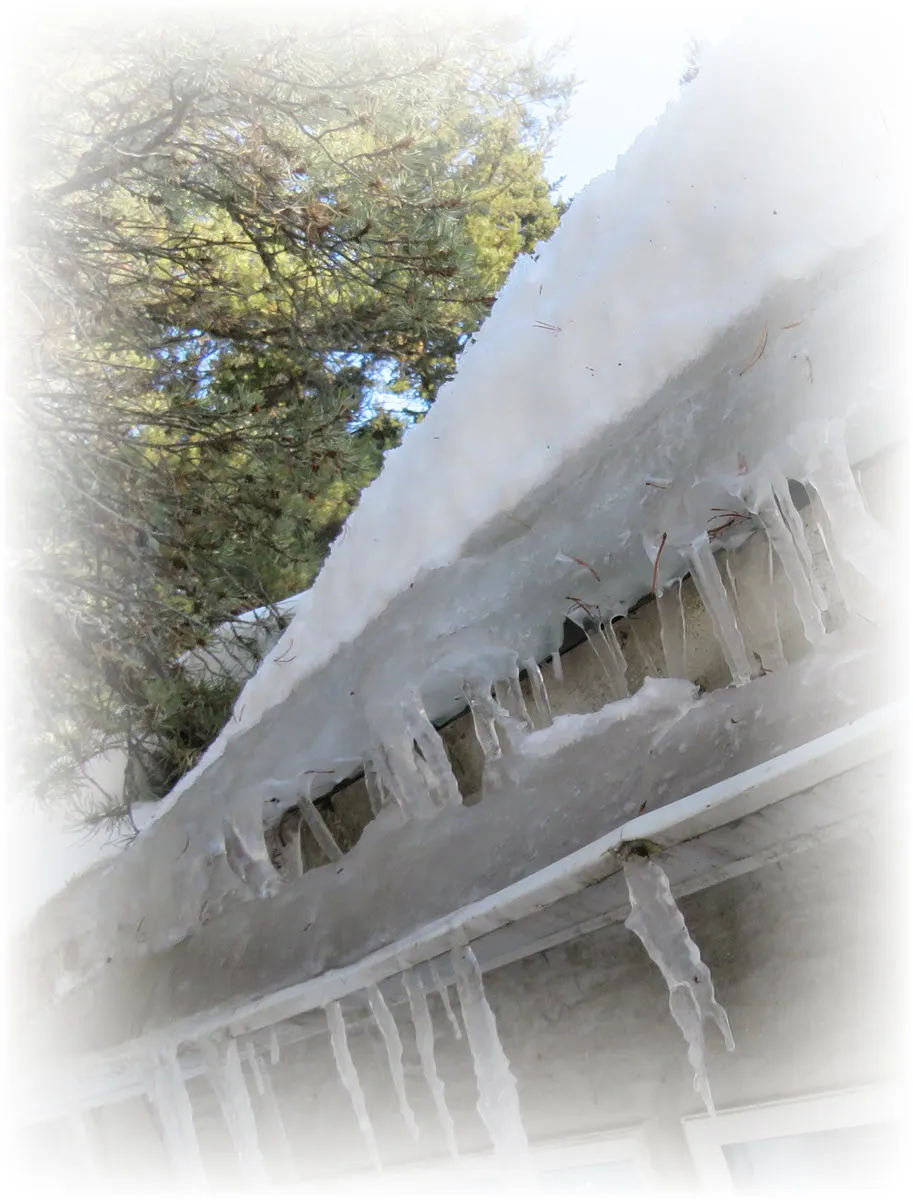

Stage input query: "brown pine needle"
[
  {"left": 781, "top": 318, "right": 804, "bottom": 329},
  {"left": 651, "top": 532, "right": 667, "bottom": 596},
  {"left": 560, "top": 552, "right": 600, "bottom": 582},
  {"left": 739, "top": 323, "right": 769, "bottom": 375},
  {"left": 507, "top": 513, "right": 533, "bottom": 530},
  {"left": 566, "top": 596, "right": 599, "bottom": 619}
]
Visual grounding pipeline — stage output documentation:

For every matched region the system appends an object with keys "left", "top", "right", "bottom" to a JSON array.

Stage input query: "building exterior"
[{"left": 13, "top": 19, "right": 906, "bottom": 1195}]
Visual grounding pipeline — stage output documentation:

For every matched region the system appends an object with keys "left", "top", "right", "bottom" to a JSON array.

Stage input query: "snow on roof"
[{"left": 26, "top": 13, "right": 904, "bottom": 968}]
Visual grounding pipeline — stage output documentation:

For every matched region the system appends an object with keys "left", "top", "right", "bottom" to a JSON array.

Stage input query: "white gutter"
[{"left": 50, "top": 701, "right": 896, "bottom": 1108}]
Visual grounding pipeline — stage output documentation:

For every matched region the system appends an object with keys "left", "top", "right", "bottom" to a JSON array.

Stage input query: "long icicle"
[
  {"left": 326, "top": 1001, "right": 383, "bottom": 1172},
  {"left": 450, "top": 946, "right": 531, "bottom": 1166},
  {"left": 200, "top": 1035, "right": 270, "bottom": 1187},
  {"left": 429, "top": 962, "right": 464, "bottom": 1041},
  {"left": 403, "top": 969, "right": 459, "bottom": 1157},
  {"left": 149, "top": 1048, "right": 208, "bottom": 1186},
  {"left": 368, "top": 985, "right": 420, "bottom": 1141},
  {"left": 622, "top": 853, "right": 734, "bottom": 1115}
]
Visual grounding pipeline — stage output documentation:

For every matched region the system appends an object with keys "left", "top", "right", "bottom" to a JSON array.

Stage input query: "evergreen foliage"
[{"left": 11, "top": 11, "right": 573, "bottom": 823}]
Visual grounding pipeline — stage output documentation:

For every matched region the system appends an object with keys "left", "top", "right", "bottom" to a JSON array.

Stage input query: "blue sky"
[{"left": 522, "top": 0, "right": 749, "bottom": 196}]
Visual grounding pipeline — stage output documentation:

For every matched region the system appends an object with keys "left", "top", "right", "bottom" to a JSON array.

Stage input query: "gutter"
[{"left": 42, "top": 700, "right": 897, "bottom": 1118}]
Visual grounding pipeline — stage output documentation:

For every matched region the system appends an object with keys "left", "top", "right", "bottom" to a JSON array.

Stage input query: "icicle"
[
  {"left": 368, "top": 985, "right": 420, "bottom": 1141},
  {"left": 269, "top": 1028, "right": 280, "bottom": 1066},
  {"left": 767, "top": 539, "right": 788, "bottom": 666},
  {"left": 464, "top": 682, "right": 510, "bottom": 790},
  {"left": 628, "top": 618, "right": 660, "bottom": 678},
  {"left": 380, "top": 730, "right": 441, "bottom": 819},
  {"left": 371, "top": 742, "right": 412, "bottom": 818},
  {"left": 800, "top": 422, "right": 888, "bottom": 589},
  {"left": 68, "top": 1109, "right": 100, "bottom": 1178},
  {"left": 724, "top": 554, "right": 786, "bottom": 674},
  {"left": 567, "top": 605, "right": 627, "bottom": 699},
  {"left": 551, "top": 651, "right": 563, "bottom": 683},
  {"left": 242, "top": 1037, "right": 266, "bottom": 1097},
  {"left": 740, "top": 476, "right": 826, "bottom": 647},
  {"left": 494, "top": 677, "right": 530, "bottom": 733},
  {"left": 288, "top": 812, "right": 305, "bottom": 878},
  {"left": 297, "top": 783, "right": 343, "bottom": 863},
  {"left": 149, "top": 1048, "right": 207, "bottom": 1185},
  {"left": 622, "top": 853, "right": 734, "bottom": 1116},
  {"left": 363, "top": 759, "right": 387, "bottom": 817},
  {"left": 657, "top": 579, "right": 687, "bottom": 679},
  {"left": 450, "top": 946, "right": 531, "bottom": 1165},
  {"left": 688, "top": 532, "right": 753, "bottom": 685},
  {"left": 600, "top": 621, "right": 629, "bottom": 697},
  {"left": 429, "top": 962, "right": 463, "bottom": 1040},
  {"left": 326, "top": 1001, "right": 383, "bottom": 1172},
  {"left": 200, "top": 1035, "right": 270, "bottom": 1187},
  {"left": 404, "top": 692, "right": 462, "bottom": 809},
  {"left": 523, "top": 659, "right": 553, "bottom": 726},
  {"left": 403, "top": 969, "right": 459, "bottom": 1157},
  {"left": 222, "top": 817, "right": 279, "bottom": 898},
  {"left": 245, "top": 1039, "right": 296, "bottom": 1175},
  {"left": 770, "top": 473, "right": 828, "bottom": 609}
]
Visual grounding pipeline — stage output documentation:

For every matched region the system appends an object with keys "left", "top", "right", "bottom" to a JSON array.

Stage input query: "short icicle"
[
  {"left": 298, "top": 782, "right": 343, "bottom": 863},
  {"left": 498, "top": 668, "right": 533, "bottom": 731},
  {"left": 622, "top": 852, "right": 734, "bottom": 1115},
  {"left": 523, "top": 658, "right": 553, "bottom": 726},
  {"left": 464, "top": 681, "right": 516, "bottom": 791},
  {"left": 268, "top": 1027, "right": 281, "bottom": 1066},
  {"left": 405, "top": 691, "right": 463, "bottom": 809},
  {"left": 368, "top": 984, "right": 420, "bottom": 1141},
  {"left": 657, "top": 579, "right": 687, "bottom": 679},
  {"left": 741, "top": 475, "right": 826, "bottom": 646},
  {"left": 450, "top": 946, "right": 531, "bottom": 1168},
  {"left": 568, "top": 605, "right": 627, "bottom": 699},
  {"left": 770, "top": 472, "right": 828, "bottom": 610},
  {"left": 326, "top": 1001, "right": 383, "bottom": 1172},
  {"left": 601, "top": 620, "right": 630, "bottom": 696},
  {"left": 200, "top": 1035, "right": 270, "bottom": 1187},
  {"left": 363, "top": 758, "right": 387, "bottom": 817},
  {"left": 628, "top": 618, "right": 660, "bottom": 678},
  {"left": 801, "top": 421, "right": 889, "bottom": 589},
  {"left": 688, "top": 532, "right": 753, "bottom": 685},
  {"left": 429, "top": 962, "right": 464, "bottom": 1041},
  {"left": 403, "top": 968, "right": 459, "bottom": 1157}
]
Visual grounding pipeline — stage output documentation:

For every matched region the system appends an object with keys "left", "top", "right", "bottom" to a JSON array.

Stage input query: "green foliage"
[{"left": 12, "top": 11, "right": 573, "bottom": 822}]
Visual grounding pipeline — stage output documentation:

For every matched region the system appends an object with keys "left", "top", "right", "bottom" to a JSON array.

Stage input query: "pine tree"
[{"left": 11, "top": 11, "right": 573, "bottom": 824}]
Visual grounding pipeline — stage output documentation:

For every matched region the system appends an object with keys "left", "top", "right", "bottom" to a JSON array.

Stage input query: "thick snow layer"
[
  {"left": 139, "top": 12, "right": 905, "bottom": 828},
  {"left": 220, "top": 16, "right": 900, "bottom": 741}
]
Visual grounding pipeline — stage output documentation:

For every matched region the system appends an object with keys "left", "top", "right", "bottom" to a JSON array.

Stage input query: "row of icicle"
[{"left": 149, "top": 864, "right": 736, "bottom": 1187}]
